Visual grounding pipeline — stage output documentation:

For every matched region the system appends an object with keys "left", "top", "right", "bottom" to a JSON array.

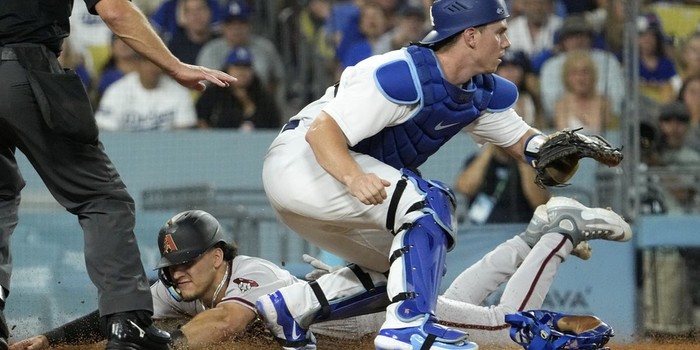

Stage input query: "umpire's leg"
[{"left": 1, "top": 59, "right": 152, "bottom": 316}]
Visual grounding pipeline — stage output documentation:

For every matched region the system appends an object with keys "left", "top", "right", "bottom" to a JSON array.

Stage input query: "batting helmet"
[
  {"left": 155, "top": 210, "right": 225, "bottom": 269},
  {"left": 420, "top": 0, "right": 510, "bottom": 45}
]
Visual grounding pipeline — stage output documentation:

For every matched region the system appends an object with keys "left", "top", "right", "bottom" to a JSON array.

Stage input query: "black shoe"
[
  {"left": 104, "top": 311, "right": 170, "bottom": 350},
  {"left": 0, "top": 310, "right": 7, "bottom": 350}
]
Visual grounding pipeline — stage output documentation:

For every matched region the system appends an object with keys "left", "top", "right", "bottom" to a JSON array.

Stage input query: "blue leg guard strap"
[{"left": 309, "top": 264, "right": 389, "bottom": 323}]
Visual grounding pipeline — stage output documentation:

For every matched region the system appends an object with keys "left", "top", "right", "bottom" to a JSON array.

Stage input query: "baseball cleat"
[
  {"left": 256, "top": 291, "right": 317, "bottom": 350},
  {"left": 104, "top": 311, "right": 170, "bottom": 350},
  {"left": 518, "top": 204, "right": 550, "bottom": 248},
  {"left": 544, "top": 197, "right": 632, "bottom": 247},
  {"left": 374, "top": 316, "right": 478, "bottom": 350}
]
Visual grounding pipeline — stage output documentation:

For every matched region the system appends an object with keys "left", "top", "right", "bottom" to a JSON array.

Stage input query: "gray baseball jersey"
[{"left": 151, "top": 255, "right": 299, "bottom": 319}]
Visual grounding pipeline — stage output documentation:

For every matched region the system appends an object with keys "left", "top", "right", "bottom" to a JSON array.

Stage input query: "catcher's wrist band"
[{"left": 524, "top": 134, "right": 546, "bottom": 166}]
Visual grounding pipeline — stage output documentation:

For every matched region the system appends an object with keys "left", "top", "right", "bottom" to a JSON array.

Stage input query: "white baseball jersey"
[
  {"left": 95, "top": 72, "right": 197, "bottom": 131},
  {"left": 262, "top": 49, "right": 531, "bottom": 272},
  {"left": 151, "top": 255, "right": 299, "bottom": 318}
]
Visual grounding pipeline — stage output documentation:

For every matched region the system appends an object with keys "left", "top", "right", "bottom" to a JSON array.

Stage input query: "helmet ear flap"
[{"left": 158, "top": 268, "right": 183, "bottom": 302}]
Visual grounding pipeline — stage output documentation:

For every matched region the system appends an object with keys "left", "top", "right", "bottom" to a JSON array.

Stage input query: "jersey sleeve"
[
  {"left": 220, "top": 257, "right": 298, "bottom": 313},
  {"left": 464, "top": 108, "right": 531, "bottom": 148},
  {"left": 322, "top": 56, "right": 416, "bottom": 147}
]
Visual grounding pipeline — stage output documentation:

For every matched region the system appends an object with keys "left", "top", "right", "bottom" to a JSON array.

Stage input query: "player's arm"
[
  {"left": 9, "top": 310, "right": 102, "bottom": 350},
  {"left": 171, "top": 303, "right": 256, "bottom": 349},
  {"left": 306, "top": 112, "right": 390, "bottom": 205},
  {"left": 93, "top": 0, "right": 234, "bottom": 91}
]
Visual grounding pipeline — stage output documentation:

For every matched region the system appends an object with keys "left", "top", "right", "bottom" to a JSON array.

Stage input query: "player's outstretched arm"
[
  {"left": 9, "top": 310, "right": 102, "bottom": 350},
  {"left": 94, "top": 0, "right": 236, "bottom": 91},
  {"left": 173, "top": 303, "right": 257, "bottom": 349},
  {"left": 8, "top": 335, "right": 48, "bottom": 350}
]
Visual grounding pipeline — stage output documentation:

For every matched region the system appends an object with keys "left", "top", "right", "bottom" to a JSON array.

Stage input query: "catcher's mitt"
[
  {"left": 505, "top": 310, "right": 614, "bottom": 350},
  {"left": 529, "top": 129, "right": 623, "bottom": 188}
]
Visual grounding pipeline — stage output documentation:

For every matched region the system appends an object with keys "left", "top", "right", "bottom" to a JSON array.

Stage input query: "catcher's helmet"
[
  {"left": 420, "top": 0, "right": 510, "bottom": 44},
  {"left": 155, "top": 210, "right": 225, "bottom": 269}
]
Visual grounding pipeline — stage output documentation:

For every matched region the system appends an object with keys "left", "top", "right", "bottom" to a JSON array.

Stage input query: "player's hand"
[
  {"left": 302, "top": 254, "right": 342, "bottom": 281},
  {"left": 347, "top": 173, "right": 391, "bottom": 205},
  {"left": 170, "top": 63, "right": 237, "bottom": 92},
  {"left": 9, "top": 335, "right": 49, "bottom": 350}
]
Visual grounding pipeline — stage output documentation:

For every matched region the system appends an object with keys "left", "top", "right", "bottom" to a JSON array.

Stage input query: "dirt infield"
[{"left": 41, "top": 335, "right": 700, "bottom": 350}]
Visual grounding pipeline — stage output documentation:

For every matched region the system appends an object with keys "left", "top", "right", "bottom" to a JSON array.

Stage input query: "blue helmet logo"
[{"left": 420, "top": 0, "right": 510, "bottom": 44}]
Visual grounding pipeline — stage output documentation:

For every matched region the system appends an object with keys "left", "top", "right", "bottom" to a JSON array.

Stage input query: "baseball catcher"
[
  {"left": 505, "top": 310, "right": 614, "bottom": 350},
  {"left": 524, "top": 128, "right": 623, "bottom": 188}
]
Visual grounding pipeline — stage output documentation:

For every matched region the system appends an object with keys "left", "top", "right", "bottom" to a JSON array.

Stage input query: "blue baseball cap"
[
  {"left": 420, "top": 0, "right": 509, "bottom": 45},
  {"left": 223, "top": 1, "right": 251, "bottom": 22},
  {"left": 225, "top": 47, "right": 253, "bottom": 66}
]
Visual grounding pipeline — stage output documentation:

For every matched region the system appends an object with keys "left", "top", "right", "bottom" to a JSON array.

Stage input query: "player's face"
[
  {"left": 169, "top": 250, "right": 218, "bottom": 301},
  {"left": 475, "top": 20, "right": 510, "bottom": 73}
]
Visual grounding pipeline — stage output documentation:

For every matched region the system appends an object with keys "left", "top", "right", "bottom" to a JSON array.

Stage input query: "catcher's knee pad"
[
  {"left": 505, "top": 309, "right": 614, "bottom": 350},
  {"left": 389, "top": 168, "right": 458, "bottom": 249}
]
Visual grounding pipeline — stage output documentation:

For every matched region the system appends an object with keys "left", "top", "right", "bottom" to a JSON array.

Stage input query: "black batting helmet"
[{"left": 155, "top": 210, "right": 225, "bottom": 269}]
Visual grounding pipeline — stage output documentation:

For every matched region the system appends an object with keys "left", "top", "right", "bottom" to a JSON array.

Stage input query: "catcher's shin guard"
[{"left": 375, "top": 220, "right": 475, "bottom": 349}]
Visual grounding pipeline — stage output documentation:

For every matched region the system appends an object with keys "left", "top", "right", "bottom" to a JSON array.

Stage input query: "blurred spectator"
[
  {"left": 455, "top": 144, "right": 550, "bottom": 225},
  {"left": 277, "top": 0, "right": 336, "bottom": 111},
  {"left": 678, "top": 74, "right": 700, "bottom": 153},
  {"left": 538, "top": 14, "right": 624, "bottom": 123},
  {"left": 197, "top": 1, "right": 285, "bottom": 106},
  {"left": 671, "top": 32, "right": 700, "bottom": 94},
  {"left": 506, "top": 0, "right": 563, "bottom": 59},
  {"left": 374, "top": 5, "right": 427, "bottom": 54},
  {"left": 328, "top": 0, "right": 364, "bottom": 57},
  {"left": 150, "top": 0, "right": 223, "bottom": 43},
  {"left": 638, "top": 13, "right": 678, "bottom": 104},
  {"left": 657, "top": 102, "right": 700, "bottom": 166},
  {"left": 95, "top": 35, "right": 140, "bottom": 103},
  {"left": 168, "top": 0, "right": 219, "bottom": 65},
  {"left": 68, "top": 3, "right": 113, "bottom": 79},
  {"left": 196, "top": 47, "right": 282, "bottom": 130},
  {"left": 337, "top": 2, "right": 390, "bottom": 71},
  {"left": 496, "top": 50, "right": 542, "bottom": 128},
  {"left": 95, "top": 55, "right": 197, "bottom": 131},
  {"left": 559, "top": 0, "right": 598, "bottom": 16},
  {"left": 592, "top": 0, "right": 625, "bottom": 60},
  {"left": 553, "top": 50, "right": 616, "bottom": 133},
  {"left": 654, "top": 101, "right": 700, "bottom": 213}
]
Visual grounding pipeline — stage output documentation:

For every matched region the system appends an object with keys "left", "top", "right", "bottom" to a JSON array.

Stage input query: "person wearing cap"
[
  {"left": 538, "top": 14, "right": 624, "bottom": 124},
  {"left": 653, "top": 102, "right": 700, "bottom": 213},
  {"left": 638, "top": 12, "right": 678, "bottom": 104},
  {"left": 196, "top": 1, "right": 286, "bottom": 107},
  {"left": 256, "top": 0, "right": 599, "bottom": 348},
  {"left": 195, "top": 47, "right": 282, "bottom": 129},
  {"left": 656, "top": 102, "right": 700, "bottom": 166}
]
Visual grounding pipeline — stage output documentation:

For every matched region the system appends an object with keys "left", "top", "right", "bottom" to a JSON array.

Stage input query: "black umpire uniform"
[{"left": 0, "top": 0, "right": 157, "bottom": 346}]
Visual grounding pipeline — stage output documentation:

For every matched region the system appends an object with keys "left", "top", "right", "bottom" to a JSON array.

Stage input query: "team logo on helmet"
[{"left": 162, "top": 233, "right": 179, "bottom": 254}]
